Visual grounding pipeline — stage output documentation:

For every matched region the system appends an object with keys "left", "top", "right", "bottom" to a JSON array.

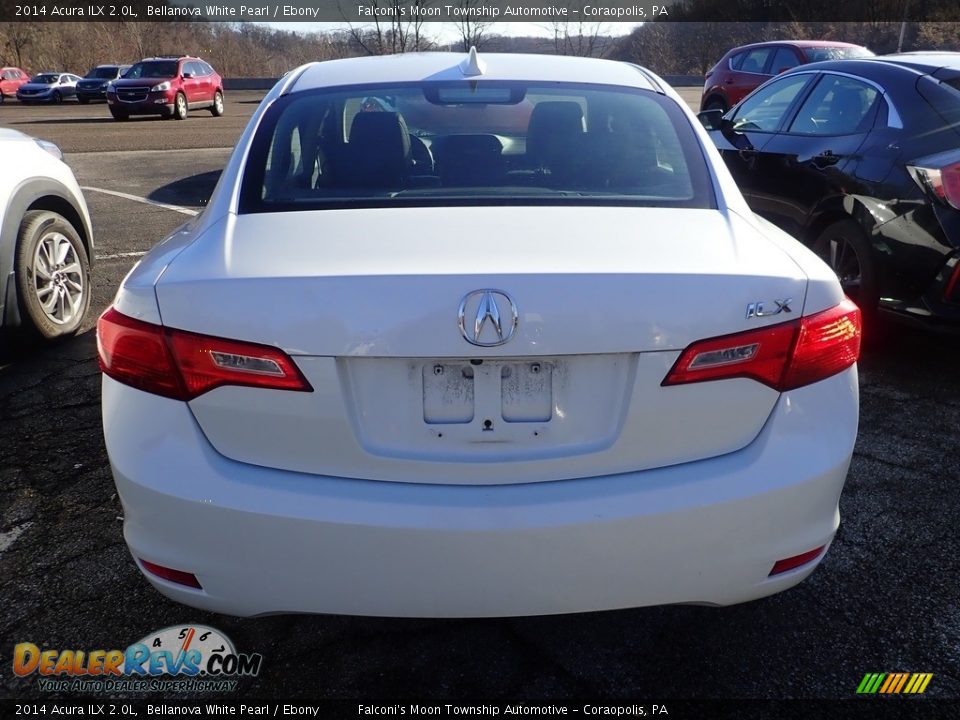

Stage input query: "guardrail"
[{"left": 223, "top": 74, "right": 706, "bottom": 91}]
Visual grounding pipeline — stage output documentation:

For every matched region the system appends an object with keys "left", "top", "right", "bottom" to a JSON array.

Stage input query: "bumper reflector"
[
  {"left": 140, "top": 559, "right": 203, "bottom": 589},
  {"left": 769, "top": 546, "right": 826, "bottom": 576}
]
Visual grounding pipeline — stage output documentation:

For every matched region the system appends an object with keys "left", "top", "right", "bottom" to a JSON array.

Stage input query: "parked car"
[
  {"left": 98, "top": 51, "right": 861, "bottom": 618},
  {"left": 16, "top": 73, "right": 82, "bottom": 104},
  {"left": 76, "top": 64, "right": 130, "bottom": 103},
  {"left": 701, "top": 41, "right": 873, "bottom": 112},
  {"left": 0, "top": 67, "right": 30, "bottom": 103},
  {"left": 106, "top": 55, "right": 223, "bottom": 120},
  {"left": 0, "top": 129, "right": 93, "bottom": 338},
  {"left": 698, "top": 52, "right": 960, "bottom": 330}
]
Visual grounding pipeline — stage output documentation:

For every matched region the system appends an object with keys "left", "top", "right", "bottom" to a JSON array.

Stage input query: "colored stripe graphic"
[{"left": 857, "top": 672, "right": 932, "bottom": 694}]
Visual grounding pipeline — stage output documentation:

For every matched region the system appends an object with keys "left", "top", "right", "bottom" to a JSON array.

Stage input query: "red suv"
[
  {"left": 0, "top": 67, "right": 30, "bottom": 102},
  {"left": 107, "top": 55, "right": 224, "bottom": 121},
  {"left": 700, "top": 41, "right": 873, "bottom": 112}
]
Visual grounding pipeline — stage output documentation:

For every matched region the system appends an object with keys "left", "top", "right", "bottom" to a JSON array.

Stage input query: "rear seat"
[{"left": 433, "top": 134, "right": 505, "bottom": 187}]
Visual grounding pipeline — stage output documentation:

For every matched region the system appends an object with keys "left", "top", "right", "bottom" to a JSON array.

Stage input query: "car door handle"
[
  {"left": 812, "top": 151, "right": 840, "bottom": 168},
  {"left": 725, "top": 78, "right": 734, "bottom": 84},
  {"left": 738, "top": 147, "right": 758, "bottom": 162}
]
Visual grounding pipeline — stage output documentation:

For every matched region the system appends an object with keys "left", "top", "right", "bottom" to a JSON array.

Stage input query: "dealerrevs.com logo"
[{"left": 13, "top": 625, "right": 263, "bottom": 693}]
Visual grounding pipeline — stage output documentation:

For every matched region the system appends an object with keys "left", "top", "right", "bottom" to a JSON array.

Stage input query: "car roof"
[
  {"left": 290, "top": 52, "right": 659, "bottom": 93},
  {"left": 731, "top": 40, "right": 864, "bottom": 53},
  {"left": 794, "top": 53, "right": 960, "bottom": 79},
  {"left": 140, "top": 56, "right": 198, "bottom": 62},
  {"left": 866, "top": 52, "right": 960, "bottom": 73}
]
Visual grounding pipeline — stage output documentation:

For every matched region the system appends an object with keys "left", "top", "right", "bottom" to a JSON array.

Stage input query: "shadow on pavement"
[
  {"left": 0, "top": 328, "right": 97, "bottom": 377},
  {"left": 148, "top": 170, "right": 222, "bottom": 208}
]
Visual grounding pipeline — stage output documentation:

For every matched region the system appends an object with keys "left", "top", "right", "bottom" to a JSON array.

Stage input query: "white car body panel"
[
  {"left": 101, "top": 52, "right": 861, "bottom": 617},
  {"left": 0, "top": 128, "right": 93, "bottom": 328},
  {"left": 105, "top": 366, "right": 857, "bottom": 618}
]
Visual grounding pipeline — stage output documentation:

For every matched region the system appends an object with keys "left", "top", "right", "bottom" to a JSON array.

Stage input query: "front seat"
[
  {"left": 526, "top": 101, "right": 585, "bottom": 180},
  {"left": 340, "top": 111, "right": 412, "bottom": 189}
]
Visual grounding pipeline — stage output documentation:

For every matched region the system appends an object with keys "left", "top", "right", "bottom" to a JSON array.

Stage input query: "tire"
[
  {"left": 704, "top": 97, "right": 727, "bottom": 113},
  {"left": 210, "top": 90, "right": 224, "bottom": 117},
  {"left": 14, "top": 211, "right": 91, "bottom": 339},
  {"left": 110, "top": 108, "right": 128, "bottom": 121},
  {"left": 812, "top": 218, "right": 879, "bottom": 318},
  {"left": 52, "top": 91, "right": 62, "bottom": 104},
  {"left": 172, "top": 92, "right": 188, "bottom": 120}
]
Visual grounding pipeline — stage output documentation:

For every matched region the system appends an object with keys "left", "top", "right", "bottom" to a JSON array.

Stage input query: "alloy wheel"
[
  {"left": 31, "top": 231, "right": 84, "bottom": 325},
  {"left": 828, "top": 236, "right": 862, "bottom": 292}
]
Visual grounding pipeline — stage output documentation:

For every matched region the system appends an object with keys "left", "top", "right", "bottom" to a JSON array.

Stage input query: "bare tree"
[
  {"left": 541, "top": 6, "right": 611, "bottom": 58},
  {"left": 450, "top": 1, "right": 497, "bottom": 52},
  {"left": 2, "top": 22, "right": 38, "bottom": 69},
  {"left": 341, "top": 0, "right": 437, "bottom": 55}
]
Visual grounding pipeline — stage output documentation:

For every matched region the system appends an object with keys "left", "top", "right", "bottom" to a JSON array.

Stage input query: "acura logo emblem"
[{"left": 458, "top": 290, "right": 518, "bottom": 347}]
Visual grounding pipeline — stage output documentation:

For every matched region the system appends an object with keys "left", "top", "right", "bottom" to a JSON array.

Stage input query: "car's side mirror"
[
  {"left": 182, "top": 72, "right": 194, "bottom": 79},
  {"left": 697, "top": 109, "right": 725, "bottom": 131}
]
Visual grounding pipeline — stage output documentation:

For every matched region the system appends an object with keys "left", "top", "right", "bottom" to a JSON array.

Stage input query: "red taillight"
[
  {"left": 663, "top": 299, "right": 861, "bottom": 391},
  {"left": 769, "top": 546, "right": 826, "bottom": 576},
  {"left": 140, "top": 559, "right": 203, "bottom": 589},
  {"left": 97, "top": 307, "right": 313, "bottom": 400},
  {"left": 907, "top": 160, "right": 960, "bottom": 210},
  {"left": 944, "top": 261, "right": 960, "bottom": 303},
  {"left": 96, "top": 308, "right": 183, "bottom": 398}
]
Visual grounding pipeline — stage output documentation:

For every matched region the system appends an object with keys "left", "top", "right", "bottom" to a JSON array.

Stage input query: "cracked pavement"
[{"left": 1, "top": 89, "right": 958, "bottom": 703}]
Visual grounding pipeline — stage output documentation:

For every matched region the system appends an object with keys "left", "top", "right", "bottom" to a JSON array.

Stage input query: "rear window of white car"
[{"left": 239, "top": 82, "right": 715, "bottom": 212}]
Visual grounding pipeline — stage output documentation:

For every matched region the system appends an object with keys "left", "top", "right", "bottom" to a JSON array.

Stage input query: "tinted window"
[
  {"left": 124, "top": 61, "right": 179, "bottom": 79},
  {"left": 770, "top": 48, "right": 801, "bottom": 74},
  {"left": 804, "top": 46, "right": 874, "bottom": 62},
  {"left": 732, "top": 74, "right": 812, "bottom": 132},
  {"left": 87, "top": 66, "right": 120, "bottom": 79},
  {"left": 240, "top": 82, "right": 714, "bottom": 213},
  {"left": 31, "top": 74, "right": 59, "bottom": 84},
  {"left": 740, "top": 48, "right": 774, "bottom": 75},
  {"left": 789, "top": 75, "right": 879, "bottom": 135}
]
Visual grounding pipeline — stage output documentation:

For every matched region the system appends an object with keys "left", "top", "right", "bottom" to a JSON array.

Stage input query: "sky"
[{"left": 259, "top": 21, "right": 641, "bottom": 44}]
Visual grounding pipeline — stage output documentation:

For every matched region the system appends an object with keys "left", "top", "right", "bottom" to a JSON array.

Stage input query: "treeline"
[
  {"left": 613, "top": 21, "right": 960, "bottom": 75},
  {"left": 1, "top": 20, "right": 958, "bottom": 78}
]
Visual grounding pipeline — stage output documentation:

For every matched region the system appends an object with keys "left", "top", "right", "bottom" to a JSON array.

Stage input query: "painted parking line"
[
  {"left": 81, "top": 185, "right": 199, "bottom": 217},
  {"left": 0, "top": 522, "right": 33, "bottom": 556},
  {"left": 96, "top": 251, "right": 149, "bottom": 261}
]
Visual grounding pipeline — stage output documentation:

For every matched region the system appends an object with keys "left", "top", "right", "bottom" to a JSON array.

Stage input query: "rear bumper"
[
  {"left": 77, "top": 89, "right": 108, "bottom": 100},
  {"left": 878, "top": 253, "right": 960, "bottom": 332},
  {"left": 104, "top": 367, "right": 859, "bottom": 618}
]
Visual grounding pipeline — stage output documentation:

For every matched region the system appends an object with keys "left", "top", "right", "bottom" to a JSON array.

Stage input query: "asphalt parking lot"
[{"left": 1, "top": 87, "right": 958, "bottom": 705}]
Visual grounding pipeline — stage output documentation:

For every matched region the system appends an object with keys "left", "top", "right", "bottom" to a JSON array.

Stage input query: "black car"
[
  {"left": 76, "top": 64, "right": 130, "bottom": 103},
  {"left": 699, "top": 52, "right": 960, "bottom": 330}
]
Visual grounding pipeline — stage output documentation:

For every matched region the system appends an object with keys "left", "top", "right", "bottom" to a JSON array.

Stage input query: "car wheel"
[
  {"left": 173, "top": 92, "right": 188, "bottom": 120},
  {"left": 813, "top": 219, "right": 878, "bottom": 316},
  {"left": 210, "top": 91, "right": 224, "bottom": 117},
  {"left": 52, "top": 91, "right": 62, "bottom": 104},
  {"left": 110, "top": 108, "right": 128, "bottom": 121},
  {"left": 704, "top": 97, "right": 727, "bottom": 113},
  {"left": 14, "top": 211, "right": 91, "bottom": 339}
]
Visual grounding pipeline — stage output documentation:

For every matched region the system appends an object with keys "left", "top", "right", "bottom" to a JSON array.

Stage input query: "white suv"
[{"left": 0, "top": 129, "right": 93, "bottom": 338}]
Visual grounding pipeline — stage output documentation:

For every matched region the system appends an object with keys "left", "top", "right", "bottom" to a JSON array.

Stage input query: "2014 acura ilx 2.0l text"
[{"left": 98, "top": 51, "right": 862, "bottom": 618}]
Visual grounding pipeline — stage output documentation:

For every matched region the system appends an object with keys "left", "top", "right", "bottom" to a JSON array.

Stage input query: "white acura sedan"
[{"left": 98, "top": 52, "right": 861, "bottom": 617}]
